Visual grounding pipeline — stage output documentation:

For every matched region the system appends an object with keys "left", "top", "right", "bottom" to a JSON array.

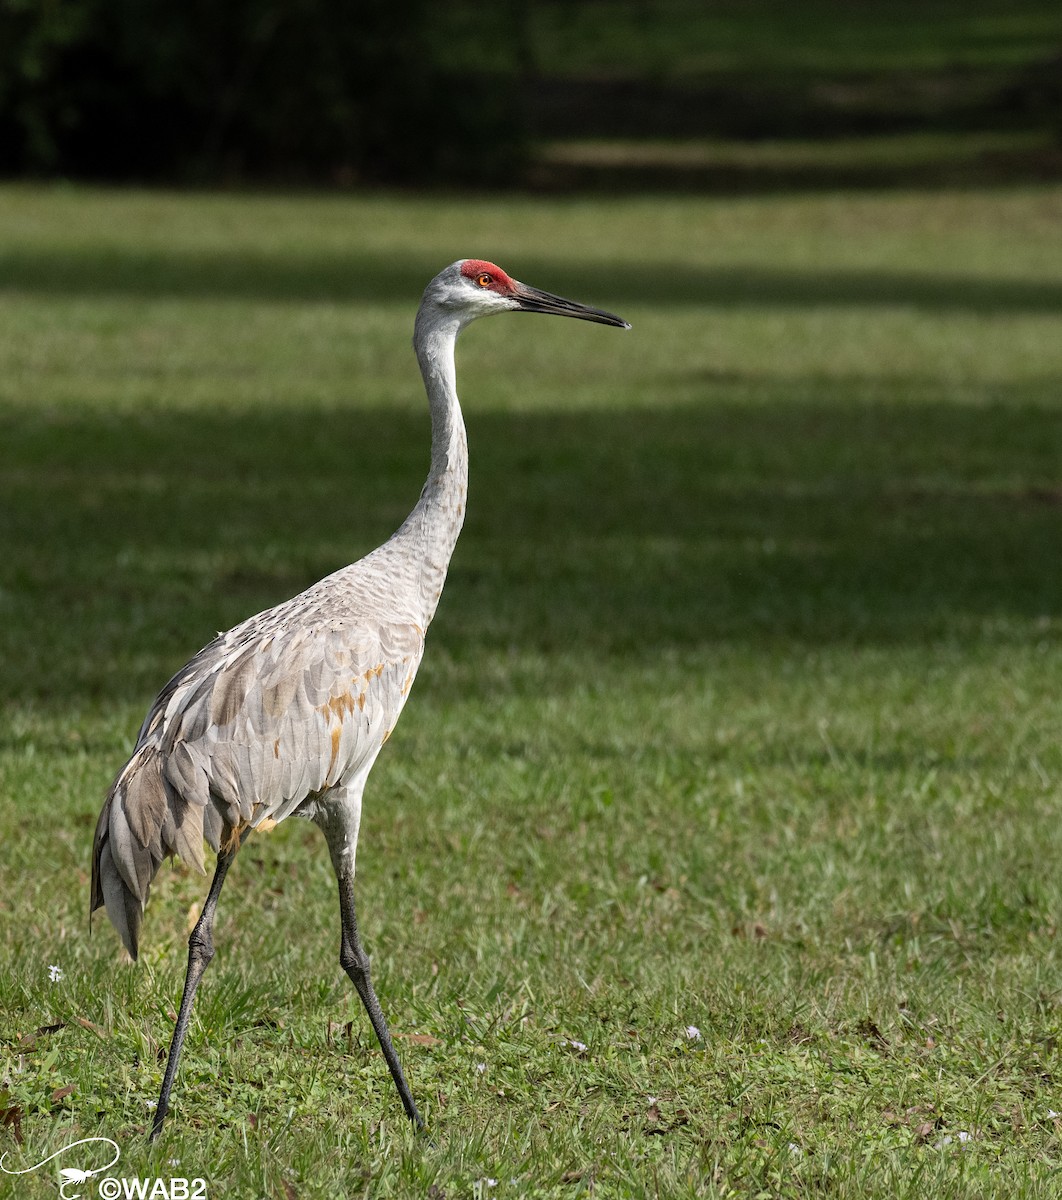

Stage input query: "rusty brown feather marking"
[
  {"left": 323, "top": 693, "right": 359, "bottom": 720},
  {"left": 317, "top": 690, "right": 361, "bottom": 777},
  {"left": 251, "top": 804, "right": 278, "bottom": 834},
  {"left": 222, "top": 822, "right": 246, "bottom": 854},
  {"left": 329, "top": 726, "right": 342, "bottom": 774},
  {"left": 224, "top": 810, "right": 277, "bottom": 851}
]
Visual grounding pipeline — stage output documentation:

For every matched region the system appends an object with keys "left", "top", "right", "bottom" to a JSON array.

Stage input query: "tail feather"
[
  {"left": 108, "top": 795, "right": 156, "bottom": 901},
  {"left": 95, "top": 836, "right": 145, "bottom": 959},
  {"left": 90, "top": 746, "right": 209, "bottom": 958}
]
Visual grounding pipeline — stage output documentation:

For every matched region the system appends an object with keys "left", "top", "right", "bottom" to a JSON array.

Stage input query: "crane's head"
[{"left": 422, "top": 259, "right": 630, "bottom": 330}]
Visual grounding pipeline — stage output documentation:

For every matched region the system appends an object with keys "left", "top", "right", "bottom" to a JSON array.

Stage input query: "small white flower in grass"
[
  {"left": 561, "top": 1038, "right": 587, "bottom": 1052},
  {"left": 168, "top": 1159, "right": 180, "bottom": 1167},
  {"left": 475, "top": 1062, "right": 487, "bottom": 1073},
  {"left": 647, "top": 1095, "right": 658, "bottom": 1105},
  {"left": 1048, "top": 1110, "right": 1061, "bottom": 1119},
  {"left": 684, "top": 1025, "right": 701, "bottom": 1041},
  {"left": 936, "top": 1131, "right": 973, "bottom": 1148},
  {"left": 788, "top": 1142, "right": 803, "bottom": 1157},
  {"left": 47, "top": 964, "right": 63, "bottom": 983},
  {"left": 146, "top": 1100, "right": 157, "bottom": 1110}
]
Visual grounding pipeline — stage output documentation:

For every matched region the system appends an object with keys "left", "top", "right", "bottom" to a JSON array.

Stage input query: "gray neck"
[{"left": 388, "top": 307, "right": 468, "bottom": 626}]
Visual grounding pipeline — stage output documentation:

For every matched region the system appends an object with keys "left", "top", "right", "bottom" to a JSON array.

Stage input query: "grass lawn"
[{"left": 1, "top": 183, "right": 1062, "bottom": 1197}]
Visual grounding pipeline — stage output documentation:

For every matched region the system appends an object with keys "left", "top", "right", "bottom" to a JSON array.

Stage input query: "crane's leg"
[
  {"left": 150, "top": 846, "right": 237, "bottom": 1141},
  {"left": 336, "top": 867, "right": 426, "bottom": 1132}
]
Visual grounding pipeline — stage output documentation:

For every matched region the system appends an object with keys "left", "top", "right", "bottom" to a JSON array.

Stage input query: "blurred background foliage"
[{"left": 0, "top": 0, "right": 1061, "bottom": 187}]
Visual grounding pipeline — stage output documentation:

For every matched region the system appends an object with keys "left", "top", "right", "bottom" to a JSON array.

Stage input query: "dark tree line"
[{"left": 0, "top": 0, "right": 527, "bottom": 183}]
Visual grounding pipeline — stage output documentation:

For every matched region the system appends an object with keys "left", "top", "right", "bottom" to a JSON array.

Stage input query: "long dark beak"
[{"left": 513, "top": 282, "right": 630, "bottom": 329}]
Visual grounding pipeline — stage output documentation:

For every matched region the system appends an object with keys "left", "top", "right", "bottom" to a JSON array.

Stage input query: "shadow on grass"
[
  {"left": 528, "top": 144, "right": 1062, "bottom": 197},
  {"left": 2, "top": 382, "right": 1060, "bottom": 707},
  {"left": 4, "top": 247, "right": 1062, "bottom": 315}
]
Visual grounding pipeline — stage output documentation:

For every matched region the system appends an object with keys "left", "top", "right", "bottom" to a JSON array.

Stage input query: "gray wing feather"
[
  {"left": 173, "top": 804, "right": 206, "bottom": 874},
  {"left": 108, "top": 792, "right": 154, "bottom": 900},
  {"left": 124, "top": 754, "right": 168, "bottom": 855},
  {"left": 163, "top": 741, "right": 210, "bottom": 810},
  {"left": 209, "top": 650, "right": 258, "bottom": 727},
  {"left": 260, "top": 666, "right": 301, "bottom": 720},
  {"left": 202, "top": 803, "right": 223, "bottom": 852}
]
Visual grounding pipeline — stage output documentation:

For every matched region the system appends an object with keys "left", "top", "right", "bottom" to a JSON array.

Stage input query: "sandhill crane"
[{"left": 90, "top": 259, "right": 629, "bottom": 1139}]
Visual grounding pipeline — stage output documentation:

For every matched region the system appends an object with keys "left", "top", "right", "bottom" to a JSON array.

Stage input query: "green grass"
[
  {"left": 532, "top": 131, "right": 1062, "bottom": 194},
  {"left": 1, "top": 183, "right": 1062, "bottom": 1197}
]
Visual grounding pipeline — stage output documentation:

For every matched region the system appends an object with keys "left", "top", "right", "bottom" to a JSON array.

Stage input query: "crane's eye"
[{"left": 475, "top": 273, "right": 492, "bottom": 288}]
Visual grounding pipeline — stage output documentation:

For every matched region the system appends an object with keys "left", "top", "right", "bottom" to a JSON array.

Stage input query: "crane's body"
[{"left": 90, "top": 259, "right": 628, "bottom": 1139}]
